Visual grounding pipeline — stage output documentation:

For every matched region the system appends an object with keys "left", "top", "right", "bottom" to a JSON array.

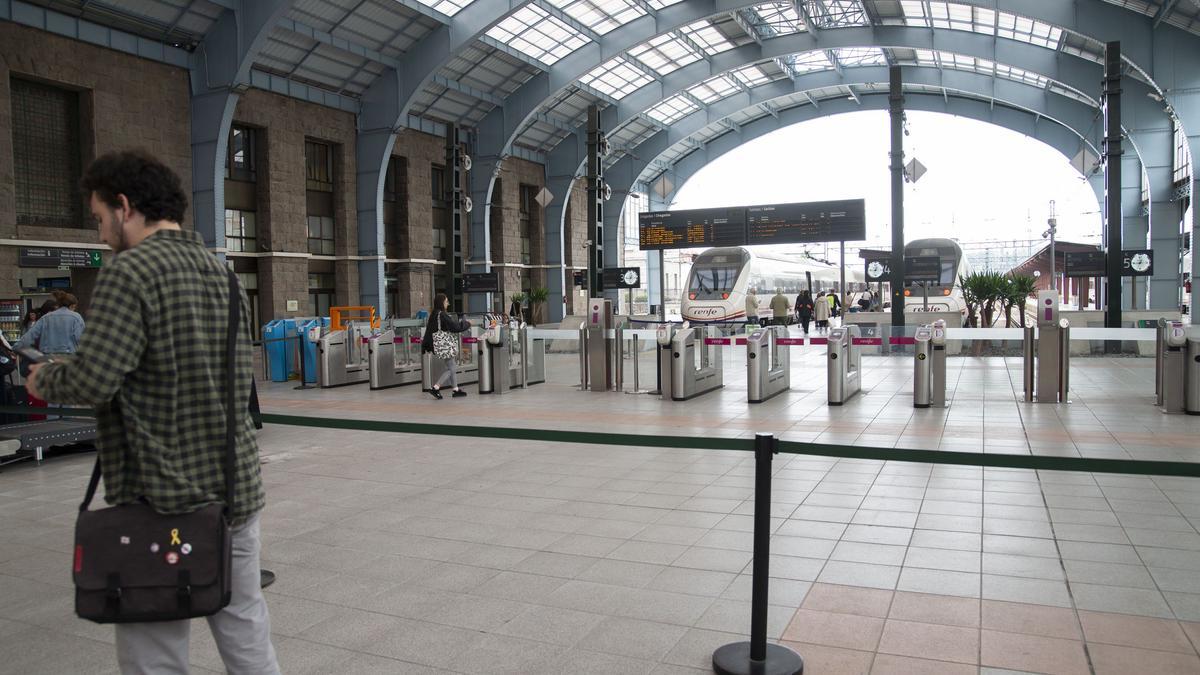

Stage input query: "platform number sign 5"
[{"left": 1121, "top": 249, "right": 1153, "bottom": 277}]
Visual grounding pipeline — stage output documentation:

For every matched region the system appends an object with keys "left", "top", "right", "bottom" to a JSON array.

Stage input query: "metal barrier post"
[
  {"left": 579, "top": 325, "right": 588, "bottom": 390},
  {"left": 1059, "top": 324, "right": 1070, "bottom": 403},
  {"left": 614, "top": 326, "right": 624, "bottom": 392},
  {"left": 294, "top": 334, "right": 315, "bottom": 390},
  {"left": 1156, "top": 319, "right": 1166, "bottom": 406},
  {"left": 712, "top": 433, "right": 803, "bottom": 675},
  {"left": 1022, "top": 327, "right": 1034, "bottom": 403}
]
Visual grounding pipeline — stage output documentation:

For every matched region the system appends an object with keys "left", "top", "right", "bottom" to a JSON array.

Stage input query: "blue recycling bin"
[
  {"left": 295, "top": 318, "right": 326, "bottom": 384},
  {"left": 262, "top": 320, "right": 290, "bottom": 382}
]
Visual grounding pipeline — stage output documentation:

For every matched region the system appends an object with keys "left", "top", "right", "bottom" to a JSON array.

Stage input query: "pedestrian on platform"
[
  {"left": 422, "top": 292, "right": 471, "bottom": 399},
  {"left": 25, "top": 150, "right": 279, "bottom": 675}
]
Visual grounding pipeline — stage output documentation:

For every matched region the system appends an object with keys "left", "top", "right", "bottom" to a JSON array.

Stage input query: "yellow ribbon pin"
[{"left": 170, "top": 529, "right": 181, "bottom": 546}]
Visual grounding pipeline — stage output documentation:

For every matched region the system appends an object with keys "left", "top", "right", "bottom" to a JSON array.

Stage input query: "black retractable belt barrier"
[{"left": 712, "top": 433, "right": 804, "bottom": 675}]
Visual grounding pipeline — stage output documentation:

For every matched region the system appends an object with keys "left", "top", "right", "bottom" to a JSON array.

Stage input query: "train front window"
[
  {"left": 940, "top": 258, "right": 957, "bottom": 285},
  {"left": 689, "top": 266, "right": 739, "bottom": 298}
]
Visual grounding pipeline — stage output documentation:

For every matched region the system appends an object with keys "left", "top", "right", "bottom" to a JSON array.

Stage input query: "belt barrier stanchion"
[
  {"left": 712, "top": 432, "right": 804, "bottom": 675},
  {"left": 913, "top": 325, "right": 932, "bottom": 408},
  {"left": 1156, "top": 319, "right": 1166, "bottom": 406},
  {"left": 614, "top": 325, "right": 624, "bottom": 393},
  {"left": 930, "top": 320, "right": 948, "bottom": 408},
  {"left": 1022, "top": 326, "right": 1034, "bottom": 403},
  {"left": 1059, "top": 323, "right": 1071, "bottom": 404},
  {"left": 294, "top": 333, "right": 315, "bottom": 391}
]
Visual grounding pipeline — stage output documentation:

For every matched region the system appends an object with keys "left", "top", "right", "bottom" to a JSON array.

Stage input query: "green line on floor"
[
  {"left": 3, "top": 405, "right": 1197, "bottom": 479},
  {"left": 258, "top": 412, "right": 1200, "bottom": 479}
]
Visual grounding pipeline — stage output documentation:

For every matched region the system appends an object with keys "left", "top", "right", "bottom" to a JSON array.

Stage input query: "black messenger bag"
[{"left": 73, "top": 270, "right": 242, "bottom": 623}]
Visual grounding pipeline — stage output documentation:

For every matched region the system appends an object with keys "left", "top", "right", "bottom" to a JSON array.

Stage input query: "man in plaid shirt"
[{"left": 27, "top": 151, "right": 279, "bottom": 675}]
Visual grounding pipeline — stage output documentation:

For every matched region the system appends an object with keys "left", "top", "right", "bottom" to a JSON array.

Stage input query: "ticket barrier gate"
[
  {"left": 747, "top": 325, "right": 790, "bottom": 403},
  {"left": 317, "top": 321, "right": 373, "bottom": 388},
  {"left": 479, "top": 322, "right": 546, "bottom": 394},
  {"left": 1022, "top": 290, "right": 1069, "bottom": 403},
  {"left": 421, "top": 328, "right": 480, "bottom": 391},
  {"left": 913, "top": 320, "right": 948, "bottom": 408},
  {"left": 581, "top": 298, "right": 614, "bottom": 392},
  {"left": 827, "top": 324, "right": 862, "bottom": 405},
  {"left": 367, "top": 320, "right": 425, "bottom": 390},
  {"left": 1158, "top": 321, "right": 1200, "bottom": 414},
  {"left": 660, "top": 324, "right": 723, "bottom": 401}
]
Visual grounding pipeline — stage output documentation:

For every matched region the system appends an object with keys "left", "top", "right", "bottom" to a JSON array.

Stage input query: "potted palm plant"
[{"left": 528, "top": 287, "right": 549, "bottom": 325}]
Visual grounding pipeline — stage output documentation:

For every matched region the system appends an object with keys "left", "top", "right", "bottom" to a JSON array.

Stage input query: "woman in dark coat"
[
  {"left": 421, "top": 292, "right": 472, "bottom": 399},
  {"left": 794, "top": 290, "right": 815, "bottom": 334}
]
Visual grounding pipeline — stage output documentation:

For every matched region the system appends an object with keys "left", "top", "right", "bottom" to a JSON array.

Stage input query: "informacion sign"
[
  {"left": 638, "top": 198, "right": 865, "bottom": 250},
  {"left": 459, "top": 272, "right": 499, "bottom": 293},
  {"left": 602, "top": 267, "right": 642, "bottom": 289},
  {"left": 19, "top": 247, "right": 103, "bottom": 269},
  {"left": 1122, "top": 249, "right": 1153, "bottom": 276},
  {"left": 865, "top": 260, "right": 890, "bottom": 283},
  {"left": 1064, "top": 251, "right": 1106, "bottom": 277},
  {"left": 638, "top": 207, "right": 745, "bottom": 250},
  {"left": 745, "top": 199, "right": 866, "bottom": 245},
  {"left": 904, "top": 256, "right": 941, "bottom": 284}
]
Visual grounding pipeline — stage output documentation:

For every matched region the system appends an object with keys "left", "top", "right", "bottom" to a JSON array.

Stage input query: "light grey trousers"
[
  {"left": 114, "top": 515, "right": 280, "bottom": 675},
  {"left": 435, "top": 356, "right": 458, "bottom": 388}
]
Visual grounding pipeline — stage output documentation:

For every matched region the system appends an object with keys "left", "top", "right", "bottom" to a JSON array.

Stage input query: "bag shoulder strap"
[
  {"left": 80, "top": 270, "right": 241, "bottom": 514},
  {"left": 222, "top": 269, "right": 240, "bottom": 518}
]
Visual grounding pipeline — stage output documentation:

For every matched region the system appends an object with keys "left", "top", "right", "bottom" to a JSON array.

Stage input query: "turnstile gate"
[
  {"left": 747, "top": 325, "right": 789, "bottom": 403},
  {"left": 913, "top": 320, "right": 948, "bottom": 408},
  {"left": 317, "top": 321, "right": 373, "bottom": 387},
  {"left": 827, "top": 324, "right": 862, "bottom": 405},
  {"left": 367, "top": 320, "right": 424, "bottom": 390},
  {"left": 661, "top": 324, "right": 723, "bottom": 401},
  {"left": 1022, "top": 290, "right": 1069, "bottom": 403},
  {"left": 1158, "top": 321, "right": 1200, "bottom": 414},
  {"left": 479, "top": 323, "right": 546, "bottom": 394}
]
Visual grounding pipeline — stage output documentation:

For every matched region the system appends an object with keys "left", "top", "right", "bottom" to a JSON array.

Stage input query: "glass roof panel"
[
  {"left": 485, "top": 4, "right": 592, "bottom": 65},
  {"left": 804, "top": 0, "right": 869, "bottom": 28},
  {"left": 410, "top": 0, "right": 475, "bottom": 17},
  {"left": 579, "top": 56, "right": 656, "bottom": 99},
  {"left": 646, "top": 93, "right": 699, "bottom": 124},
  {"left": 831, "top": 47, "right": 886, "bottom": 67},
  {"left": 900, "top": 1, "right": 1061, "bottom": 49},
  {"left": 678, "top": 19, "right": 736, "bottom": 55},
  {"left": 688, "top": 74, "right": 741, "bottom": 103},
  {"left": 749, "top": 2, "right": 806, "bottom": 37},
  {"left": 628, "top": 33, "right": 703, "bottom": 74},
  {"left": 782, "top": 50, "right": 833, "bottom": 74},
  {"left": 548, "top": 0, "right": 646, "bottom": 35},
  {"left": 729, "top": 63, "right": 773, "bottom": 87},
  {"left": 645, "top": 0, "right": 687, "bottom": 8}
]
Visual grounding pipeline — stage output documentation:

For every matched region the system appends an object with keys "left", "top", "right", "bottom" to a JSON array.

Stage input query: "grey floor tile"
[
  {"left": 982, "top": 535, "right": 1060, "bottom": 558},
  {"left": 494, "top": 605, "right": 606, "bottom": 646},
  {"left": 903, "top": 546, "right": 981, "bottom": 573},
  {"left": 1135, "top": 546, "right": 1200, "bottom": 571},
  {"left": 646, "top": 567, "right": 738, "bottom": 597},
  {"left": 841, "top": 524, "right": 913, "bottom": 546},
  {"left": 909, "top": 529, "right": 982, "bottom": 552},
  {"left": 896, "top": 567, "right": 981, "bottom": 598},
  {"left": 1149, "top": 566, "right": 1200, "bottom": 594},
  {"left": 720, "top": 575, "right": 811, "bottom": 607},
  {"left": 850, "top": 509, "right": 918, "bottom": 528},
  {"left": 1070, "top": 583, "right": 1174, "bottom": 618},
  {"left": 775, "top": 519, "right": 848, "bottom": 540},
  {"left": 915, "top": 513, "right": 983, "bottom": 533},
  {"left": 672, "top": 547, "right": 753, "bottom": 574},
  {"left": 606, "top": 540, "right": 689, "bottom": 566},
  {"left": 1163, "top": 591, "right": 1200, "bottom": 622},
  {"left": 1056, "top": 541, "right": 1142, "bottom": 565},
  {"left": 817, "top": 560, "right": 901, "bottom": 590},
  {"left": 981, "top": 574, "right": 1071, "bottom": 607},
  {"left": 765, "top": 554, "right": 826, "bottom": 582},
  {"left": 538, "top": 649, "right": 657, "bottom": 675},
  {"left": 830, "top": 540, "right": 907, "bottom": 566},
  {"left": 1063, "top": 559, "right": 1156, "bottom": 589},
  {"left": 579, "top": 616, "right": 689, "bottom": 661}
]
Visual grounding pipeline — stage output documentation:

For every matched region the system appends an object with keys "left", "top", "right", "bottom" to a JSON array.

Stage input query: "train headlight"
[
  {"left": 903, "top": 289, "right": 912, "bottom": 297},
  {"left": 721, "top": 293, "right": 729, "bottom": 299},
  {"left": 688, "top": 293, "right": 696, "bottom": 300},
  {"left": 942, "top": 288, "right": 951, "bottom": 296}
]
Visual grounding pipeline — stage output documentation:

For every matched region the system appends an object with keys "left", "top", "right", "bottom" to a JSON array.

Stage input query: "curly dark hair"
[{"left": 80, "top": 150, "right": 188, "bottom": 223}]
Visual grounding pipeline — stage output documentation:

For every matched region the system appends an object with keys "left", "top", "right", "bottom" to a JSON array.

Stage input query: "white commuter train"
[
  {"left": 681, "top": 247, "right": 866, "bottom": 322},
  {"left": 899, "top": 238, "right": 973, "bottom": 322}
]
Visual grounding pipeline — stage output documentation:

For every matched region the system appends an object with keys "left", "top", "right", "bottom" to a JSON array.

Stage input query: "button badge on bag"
[
  {"left": 165, "top": 551, "right": 180, "bottom": 565},
  {"left": 181, "top": 543, "right": 192, "bottom": 555},
  {"left": 150, "top": 542, "right": 160, "bottom": 553},
  {"left": 119, "top": 536, "right": 130, "bottom": 545}
]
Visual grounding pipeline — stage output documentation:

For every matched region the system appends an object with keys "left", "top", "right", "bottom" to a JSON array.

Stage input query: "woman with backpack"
[{"left": 421, "top": 292, "right": 472, "bottom": 399}]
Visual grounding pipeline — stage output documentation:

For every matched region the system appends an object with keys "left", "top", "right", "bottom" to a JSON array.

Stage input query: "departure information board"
[
  {"left": 745, "top": 199, "right": 866, "bottom": 245},
  {"left": 1065, "top": 251, "right": 1106, "bottom": 277},
  {"left": 638, "top": 208, "right": 745, "bottom": 250},
  {"left": 639, "top": 199, "right": 866, "bottom": 250}
]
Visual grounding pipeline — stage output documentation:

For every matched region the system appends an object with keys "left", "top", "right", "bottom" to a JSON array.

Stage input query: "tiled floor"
[{"left": 2, "top": 349, "right": 1199, "bottom": 673}]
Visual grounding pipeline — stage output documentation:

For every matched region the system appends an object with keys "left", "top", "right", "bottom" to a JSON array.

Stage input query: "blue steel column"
[
  {"left": 1121, "top": 153, "right": 1147, "bottom": 309},
  {"left": 189, "top": 1, "right": 293, "bottom": 250},
  {"left": 1102, "top": 42, "right": 1123, "bottom": 334},
  {"left": 543, "top": 128, "right": 585, "bottom": 322},
  {"left": 356, "top": 69, "right": 400, "bottom": 317},
  {"left": 888, "top": 65, "right": 905, "bottom": 328}
]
